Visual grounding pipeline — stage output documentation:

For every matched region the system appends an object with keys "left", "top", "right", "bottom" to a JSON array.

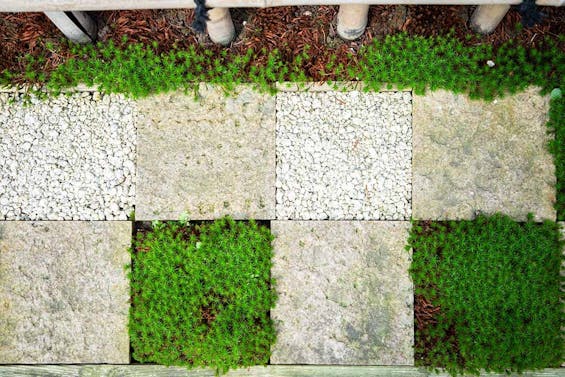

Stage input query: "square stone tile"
[
  {"left": 136, "top": 85, "right": 275, "bottom": 220},
  {"left": 270, "top": 221, "right": 414, "bottom": 365},
  {"left": 276, "top": 91, "right": 412, "bottom": 220},
  {"left": 413, "top": 88, "right": 555, "bottom": 221},
  {"left": 0, "top": 222, "right": 130, "bottom": 363}
]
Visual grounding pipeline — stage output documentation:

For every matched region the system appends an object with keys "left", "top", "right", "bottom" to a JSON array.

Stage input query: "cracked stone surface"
[
  {"left": 412, "top": 88, "right": 555, "bottom": 221},
  {"left": 0, "top": 222, "right": 130, "bottom": 363},
  {"left": 136, "top": 85, "right": 275, "bottom": 220},
  {"left": 270, "top": 221, "right": 414, "bottom": 365}
]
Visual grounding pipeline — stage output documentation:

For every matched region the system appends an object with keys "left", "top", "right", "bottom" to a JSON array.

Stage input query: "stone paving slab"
[
  {"left": 0, "top": 221, "right": 130, "bottom": 363},
  {"left": 136, "top": 85, "right": 275, "bottom": 220},
  {"left": 412, "top": 88, "right": 555, "bottom": 221},
  {"left": 270, "top": 221, "right": 413, "bottom": 365}
]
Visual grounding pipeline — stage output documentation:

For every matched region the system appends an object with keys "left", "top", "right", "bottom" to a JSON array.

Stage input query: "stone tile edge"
[
  {"left": 0, "top": 84, "right": 99, "bottom": 93},
  {"left": 276, "top": 81, "right": 411, "bottom": 92},
  {"left": 1, "top": 82, "right": 412, "bottom": 94}
]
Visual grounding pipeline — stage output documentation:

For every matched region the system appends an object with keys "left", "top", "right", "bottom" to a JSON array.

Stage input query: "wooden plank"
[
  {"left": 470, "top": 4, "right": 511, "bottom": 34},
  {"left": 3, "top": 0, "right": 564, "bottom": 12},
  {"left": 0, "top": 366, "right": 562, "bottom": 377},
  {"left": 3, "top": 0, "right": 565, "bottom": 13},
  {"left": 44, "top": 11, "right": 95, "bottom": 43}
]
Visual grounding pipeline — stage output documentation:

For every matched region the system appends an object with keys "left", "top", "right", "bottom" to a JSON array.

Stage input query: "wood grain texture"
[
  {"left": 4, "top": 1, "right": 564, "bottom": 13},
  {"left": 0, "top": 366, "right": 562, "bottom": 377}
]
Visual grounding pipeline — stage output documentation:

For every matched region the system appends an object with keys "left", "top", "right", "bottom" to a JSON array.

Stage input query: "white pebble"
[
  {"left": 275, "top": 91, "right": 412, "bottom": 220},
  {"left": 0, "top": 92, "right": 136, "bottom": 220}
]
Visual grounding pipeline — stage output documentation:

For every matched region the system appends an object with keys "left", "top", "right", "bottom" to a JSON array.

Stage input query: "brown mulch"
[
  {"left": 1, "top": 5, "right": 564, "bottom": 79},
  {"left": 414, "top": 294, "right": 441, "bottom": 364}
]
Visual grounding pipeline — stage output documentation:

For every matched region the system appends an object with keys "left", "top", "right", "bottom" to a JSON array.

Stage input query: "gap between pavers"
[
  {"left": 270, "top": 220, "right": 414, "bottom": 366},
  {"left": 135, "top": 85, "right": 275, "bottom": 221},
  {"left": 0, "top": 221, "right": 131, "bottom": 364},
  {"left": 275, "top": 82, "right": 410, "bottom": 92},
  {"left": 412, "top": 87, "right": 555, "bottom": 221}
]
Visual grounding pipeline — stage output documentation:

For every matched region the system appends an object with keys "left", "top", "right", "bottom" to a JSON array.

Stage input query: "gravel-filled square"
[
  {"left": 276, "top": 91, "right": 412, "bottom": 220},
  {"left": 0, "top": 92, "right": 136, "bottom": 220}
]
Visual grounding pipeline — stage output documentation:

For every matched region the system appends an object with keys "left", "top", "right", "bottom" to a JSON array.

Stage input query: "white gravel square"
[
  {"left": 0, "top": 92, "right": 136, "bottom": 220},
  {"left": 276, "top": 91, "right": 412, "bottom": 220}
]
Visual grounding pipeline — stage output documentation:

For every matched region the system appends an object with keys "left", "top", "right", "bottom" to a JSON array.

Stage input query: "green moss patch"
[
  {"left": 129, "top": 217, "right": 276, "bottom": 373},
  {"left": 408, "top": 214, "right": 563, "bottom": 375},
  {"left": 3, "top": 34, "right": 562, "bottom": 100}
]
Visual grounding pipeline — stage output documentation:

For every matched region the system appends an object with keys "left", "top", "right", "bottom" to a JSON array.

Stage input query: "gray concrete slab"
[
  {"left": 136, "top": 85, "right": 275, "bottom": 220},
  {"left": 270, "top": 221, "right": 414, "bottom": 365},
  {"left": 0, "top": 221, "right": 130, "bottom": 363},
  {"left": 412, "top": 88, "right": 555, "bottom": 221}
]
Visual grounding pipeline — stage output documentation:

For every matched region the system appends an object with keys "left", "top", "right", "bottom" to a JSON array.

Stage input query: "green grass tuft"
[
  {"left": 408, "top": 214, "right": 563, "bottom": 375},
  {"left": 353, "top": 33, "right": 564, "bottom": 100},
  {"left": 129, "top": 217, "right": 277, "bottom": 374}
]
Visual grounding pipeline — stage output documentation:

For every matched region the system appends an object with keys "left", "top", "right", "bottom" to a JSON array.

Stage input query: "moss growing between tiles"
[
  {"left": 408, "top": 214, "right": 563, "bottom": 375},
  {"left": 129, "top": 217, "right": 276, "bottom": 373}
]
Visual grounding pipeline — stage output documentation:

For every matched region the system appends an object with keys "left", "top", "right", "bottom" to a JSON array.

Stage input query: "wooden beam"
[
  {"left": 0, "top": 0, "right": 565, "bottom": 12},
  {"left": 44, "top": 11, "right": 96, "bottom": 43},
  {"left": 2, "top": 0, "right": 563, "bottom": 13},
  {"left": 0, "top": 366, "right": 562, "bottom": 377},
  {"left": 470, "top": 4, "right": 511, "bottom": 34},
  {"left": 337, "top": 4, "right": 370, "bottom": 40},
  {"left": 206, "top": 7, "right": 235, "bottom": 45}
]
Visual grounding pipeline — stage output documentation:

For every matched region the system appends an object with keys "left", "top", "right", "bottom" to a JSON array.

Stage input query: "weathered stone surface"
[
  {"left": 0, "top": 222, "right": 130, "bottom": 363},
  {"left": 136, "top": 85, "right": 275, "bottom": 220},
  {"left": 413, "top": 88, "right": 555, "bottom": 221},
  {"left": 270, "top": 221, "right": 414, "bottom": 365}
]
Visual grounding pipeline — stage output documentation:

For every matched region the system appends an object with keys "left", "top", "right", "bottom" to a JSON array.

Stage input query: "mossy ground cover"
[
  {"left": 129, "top": 217, "right": 276, "bottom": 373},
  {"left": 408, "top": 214, "right": 563, "bottom": 375},
  {"left": 3, "top": 33, "right": 562, "bottom": 100}
]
